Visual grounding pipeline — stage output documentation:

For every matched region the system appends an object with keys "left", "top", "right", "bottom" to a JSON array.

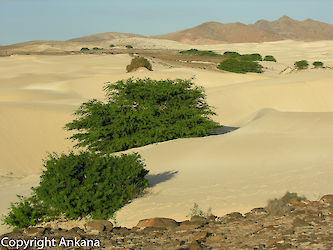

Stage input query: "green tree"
[
  {"left": 313, "top": 61, "right": 324, "bottom": 68},
  {"left": 294, "top": 60, "right": 309, "bottom": 70},
  {"left": 65, "top": 78, "right": 219, "bottom": 153},
  {"left": 217, "top": 58, "right": 263, "bottom": 73},
  {"left": 34, "top": 152, "right": 149, "bottom": 220},
  {"left": 1, "top": 195, "right": 55, "bottom": 231},
  {"left": 223, "top": 51, "right": 241, "bottom": 58},
  {"left": 179, "top": 49, "right": 222, "bottom": 57},
  {"left": 239, "top": 53, "right": 262, "bottom": 61},
  {"left": 126, "top": 56, "right": 152, "bottom": 72},
  {"left": 263, "top": 55, "right": 277, "bottom": 62}
]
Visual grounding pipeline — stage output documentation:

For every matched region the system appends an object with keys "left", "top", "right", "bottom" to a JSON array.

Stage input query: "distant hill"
[
  {"left": 153, "top": 16, "right": 333, "bottom": 44},
  {"left": 153, "top": 22, "right": 280, "bottom": 44},
  {"left": 254, "top": 15, "right": 333, "bottom": 41},
  {"left": 67, "top": 32, "right": 144, "bottom": 42}
]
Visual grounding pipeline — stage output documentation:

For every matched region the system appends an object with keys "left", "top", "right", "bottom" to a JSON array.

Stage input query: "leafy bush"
[
  {"left": 80, "top": 47, "right": 89, "bottom": 51},
  {"left": 126, "top": 45, "right": 133, "bottom": 49},
  {"left": 92, "top": 47, "right": 103, "bottom": 50},
  {"left": 34, "top": 152, "right": 149, "bottom": 220},
  {"left": 126, "top": 56, "right": 152, "bottom": 72},
  {"left": 239, "top": 53, "right": 262, "bottom": 61},
  {"left": 313, "top": 61, "right": 324, "bottom": 68},
  {"left": 266, "top": 192, "right": 307, "bottom": 215},
  {"left": 263, "top": 55, "right": 277, "bottom": 62},
  {"left": 186, "top": 203, "right": 212, "bottom": 218},
  {"left": 217, "top": 58, "right": 263, "bottom": 73},
  {"left": 109, "top": 44, "right": 115, "bottom": 48},
  {"left": 223, "top": 51, "right": 241, "bottom": 58},
  {"left": 1, "top": 195, "right": 54, "bottom": 231},
  {"left": 294, "top": 60, "right": 309, "bottom": 70},
  {"left": 179, "top": 49, "right": 222, "bottom": 57},
  {"left": 65, "top": 78, "right": 219, "bottom": 153},
  {"left": 224, "top": 52, "right": 263, "bottom": 62}
]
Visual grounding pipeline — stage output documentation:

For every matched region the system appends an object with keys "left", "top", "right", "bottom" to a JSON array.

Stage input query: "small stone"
[
  {"left": 112, "top": 227, "right": 131, "bottom": 236},
  {"left": 206, "top": 235, "right": 226, "bottom": 244},
  {"left": 189, "top": 240, "right": 203, "bottom": 250},
  {"left": 320, "top": 195, "right": 333, "bottom": 205},
  {"left": 85, "top": 220, "right": 113, "bottom": 233},
  {"left": 193, "top": 231, "right": 209, "bottom": 242},
  {"left": 24, "top": 227, "right": 45, "bottom": 236},
  {"left": 178, "top": 220, "right": 204, "bottom": 230},
  {"left": 190, "top": 215, "right": 207, "bottom": 223},
  {"left": 207, "top": 215, "right": 217, "bottom": 221},
  {"left": 292, "top": 217, "right": 308, "bottom": 227},
  {"left": 136, "top": 217, "right": 178, "bottom": 229}
]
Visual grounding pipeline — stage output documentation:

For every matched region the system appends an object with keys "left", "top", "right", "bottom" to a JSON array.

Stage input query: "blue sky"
[{"left": 1, "top": 0, "right": 332, "bottom": 45}]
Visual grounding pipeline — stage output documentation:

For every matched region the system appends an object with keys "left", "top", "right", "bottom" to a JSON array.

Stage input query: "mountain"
[
  {"left": 254, "top": 15, "right": 333, "bottom": 41},
  {"left": 67, "top": 32, "right": 144, "bottom": 42},
  {"left": 65, "top": 16, "right": 333, "bottom": 44},
  {"left": 153, "top": 16, "right": 333, "bottom": 44},
  {"left": 153, "top": 21, "right": 281, "bottom": 44}
]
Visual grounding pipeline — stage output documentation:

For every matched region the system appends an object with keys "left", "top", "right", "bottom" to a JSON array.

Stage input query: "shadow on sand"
[
  {"left": 209, "top": 126, "right": 239, "bottom": 135},
  {"left": 146, "top": 171, "right": 179, "bottom": 187}
]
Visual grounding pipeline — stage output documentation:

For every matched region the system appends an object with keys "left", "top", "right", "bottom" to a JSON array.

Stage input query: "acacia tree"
[{"left": 65, "top": 78, "right": 219, "bottom": 153}]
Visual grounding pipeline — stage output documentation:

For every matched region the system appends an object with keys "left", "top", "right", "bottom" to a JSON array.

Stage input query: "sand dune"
[
  {"left": 115, "top": 110, "right": 333, "bottom": 227},
  {"left": 1, "top": 40, "right": 333, "bottom": 234}
]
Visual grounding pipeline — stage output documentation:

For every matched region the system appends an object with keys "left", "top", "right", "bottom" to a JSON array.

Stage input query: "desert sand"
[{"left": 1, "top": 39, "right": 333, "bottom": 233}]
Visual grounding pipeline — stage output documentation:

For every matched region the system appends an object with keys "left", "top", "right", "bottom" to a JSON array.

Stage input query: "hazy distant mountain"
[
  {"left": 153, "top": 22, "right": 280, "bottom": 44},
  {"left": 254, "top": 15, "right": 333, "bottom": 41},
  {"left": 67, "top": 32, "right": 144, "bottom": 42},
  {"left": 62, "top": 16, "right": 333, "bottom": 44},
  {"left": 153, "top": 16, "right": 333, "bottom": 44}
]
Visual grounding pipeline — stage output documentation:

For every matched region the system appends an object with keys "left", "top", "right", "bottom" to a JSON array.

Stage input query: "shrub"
[
  {"left": 294, "top": 60, "right": 309, "bottom": 70},
  {"left": 217, "top": 58, "right": 263, "bottom": 73},
  {"left": 179, "top": 49, "right": 222, "bottom": 57},
  {"left": 263, "top": 55, "right": 277, "bottom": 62},
  {"left": 186, "top": 203, "right": 212, "bottom": 218},
  {"left": 266, "top": 192, "right": 306, "bottom": 215},
  {"left": 126, "top": 45, "right": 133, "bottom": 49},
  {"left": 223, "top": 51, "right": 241, "bottom": 58},
  {"left": 109, "top": 44, "right": 115, "bottom": 48},
  {"left": 126, "top": 56, "right": 152, "bottom": 72},
  {"left": 239, "top": 53, "right": 262, "bottom": 61},
  {"left": 92, "top": 47, "right": 103, "bottom": 50},
  {"left": 313, "top": 61, "right": 324, "bottom": 68},
  {"left": 65, "top": 78, "right": 219, "bottom": 153},
  {"left": 1, "top": 195, "right": 54, "bottom": 231},
  {"left": 34, "top": 152, "right": 149, "bottom": 220},
  {"left": 80, "top": 47, "right": 89, "bottom": 51}
]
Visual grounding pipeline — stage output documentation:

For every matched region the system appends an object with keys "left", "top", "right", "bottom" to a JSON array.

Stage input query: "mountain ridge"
[{"left": 153, "top": 16, "right": 333, "bottom": 44}]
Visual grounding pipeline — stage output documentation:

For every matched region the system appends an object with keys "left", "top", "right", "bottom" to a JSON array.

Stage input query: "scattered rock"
[
  {"left": 23, "top": 227, "right": 45, "bottom": 236},
  {"left": 85, "top": 220, "right": 113, "bottom": 233},
  {"left": 320, "top": 194, "right": 333, "bottom": 205},
  {"left": 178, "top": 220, "right": 205, "bottom": 230},
  {"left": 189, "top": 240, "right": 203, "bottom": 250},
  {"left": 292, "top": 217, "right": 308, "bottom": 227},
  {"left": 193, "top": 231, "right": 209, "bottom": 242},
  {"left": 2, "top": 195, "right": 333, "bottom": 249},
  {"left": 190, "top": 215, "right": 207, "bottom": 223},
  {"left": 136, "top": 217, "right": 178, "bottom": 229},
  {"left": 245, "top": 207, "right": 268, "bottom": 218}
]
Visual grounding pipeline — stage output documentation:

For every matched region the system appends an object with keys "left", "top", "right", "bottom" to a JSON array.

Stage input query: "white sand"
[{"left": 1, "top": 40, "right": 333, "bottom": 233}]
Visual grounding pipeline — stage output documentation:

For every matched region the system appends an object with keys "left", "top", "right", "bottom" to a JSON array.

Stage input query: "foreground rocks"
[{"left": 1, "top": 195, "right": 333, "bottom": 249}]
